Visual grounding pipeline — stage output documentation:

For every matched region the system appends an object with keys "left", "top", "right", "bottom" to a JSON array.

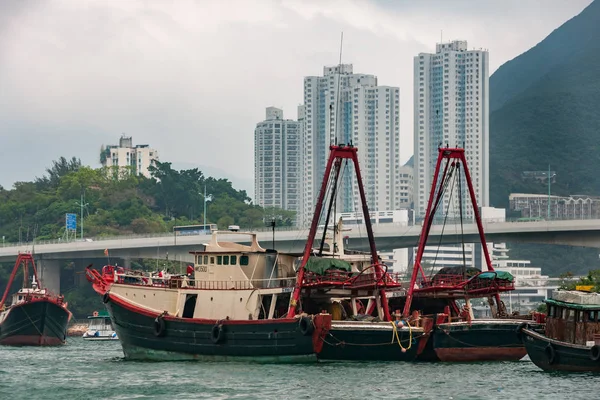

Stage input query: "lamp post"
[
  {"left": 75, "top": 192, "right": 89, "bottom": 240},
  {"left": 543, "top": 165, "right": 557, "bottom": 220},
  {"left": 203, "top": 185, "right": 207, "bottom": 230}
]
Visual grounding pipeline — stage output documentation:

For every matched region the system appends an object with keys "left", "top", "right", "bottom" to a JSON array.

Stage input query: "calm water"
[{"left": 0, "top": 338, "right": 598, "bottom": 400}]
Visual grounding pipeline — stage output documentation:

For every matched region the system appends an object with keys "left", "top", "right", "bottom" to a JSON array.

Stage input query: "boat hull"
[
  {"left": 316, "top": 321, "right": 426, "bottom": 361},
  {"left": 105, "top": 293, "right": 321, "bottom": 362},
  {"left": 522, "top": 328, "right": 600, "bottom": 372},
  {"left": 424, "top": 320, "right": 529, "bottom": 362},
  {"left": 0, "top": 300, "right": 70, "bottom": 346}
]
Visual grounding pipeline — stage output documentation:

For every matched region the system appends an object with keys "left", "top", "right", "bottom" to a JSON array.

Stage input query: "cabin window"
[
  {"left": 591, "top": 311, "right": 597, "bottom": 322},
  {"left": 204, "top": 256, "right": 208, "bottom": 264},
  {"left": 223, "top": 256, "right": 230, "bottom": 265},
  {"left": 240, "top": 255, "right": 249, "bottom": 266},
  {"left": 577, "top": 310, "right": 583, "bottom": 323},
  {"left": 231, "top": 255, "right": 237, "bottom": 265},
  {"left": 548, "top": 306, "right": 554, "bottom": 318},
  {"left": 217, "top": 256, "right": 222, "bottom": 265},
  {"left": 210, "top": 257, "right": 215, "bottom": 264},
  {"left": 197, "top": 255, "right": 203, "bottom": 265}
]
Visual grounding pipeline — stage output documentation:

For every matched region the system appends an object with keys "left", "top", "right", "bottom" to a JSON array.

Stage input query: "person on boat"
[{"left": 186, "top": 264, "right": 195, "bottom": 286}]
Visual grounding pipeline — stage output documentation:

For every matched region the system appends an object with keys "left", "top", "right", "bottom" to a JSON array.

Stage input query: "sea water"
[{"left": 0, "top": 338, "right": 598, "bottom": 399}]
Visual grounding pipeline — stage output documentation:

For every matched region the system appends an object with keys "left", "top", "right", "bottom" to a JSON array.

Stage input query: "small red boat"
[{"left": 0, "top": 253, "right": 72, "bottom": 346}]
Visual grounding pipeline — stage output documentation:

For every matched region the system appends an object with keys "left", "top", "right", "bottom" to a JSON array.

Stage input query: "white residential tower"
[{"left": 414, "top": 40, "right": 489, "bottom": 220}]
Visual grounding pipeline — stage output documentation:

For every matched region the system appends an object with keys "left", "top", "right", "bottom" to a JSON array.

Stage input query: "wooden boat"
[
  {"left": 288, "top": 144, "right": 432, "bottom": 362},
  {"left": 399, "top": 147, "right": 539, "bottom": 362},
  {"left": 0, "top": 253, "right": 71, "bottom": 346},
  {"left": 521, "top": 289, "right": 600, "bottom": 372},
  {"left": 85, "top": 232, "right": 331, "bottom": 361}
]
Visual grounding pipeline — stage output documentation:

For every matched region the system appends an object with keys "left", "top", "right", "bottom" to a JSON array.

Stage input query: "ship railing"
[{"left": 112, "top": 271, "right": 296, "bottom": 291}]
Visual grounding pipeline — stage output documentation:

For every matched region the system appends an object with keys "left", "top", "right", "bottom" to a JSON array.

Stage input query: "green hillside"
[
  {"left": 489, "top": 0, "right": 600, "bottom": 276},
  {"left": 489, "top": 0, "right": 600, "bottom": 208},
  {"left": 490, "top": 1, "right": 600, "bottom": 111}
]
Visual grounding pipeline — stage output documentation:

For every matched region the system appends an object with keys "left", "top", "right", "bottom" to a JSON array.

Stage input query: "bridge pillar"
[{"left": 38, "top": 259, "right": 61, "bottom": 294}]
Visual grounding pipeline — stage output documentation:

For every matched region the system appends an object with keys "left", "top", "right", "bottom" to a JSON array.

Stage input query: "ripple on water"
[{"left": 1, "top": 338, "right": 599, "bottom": 400}]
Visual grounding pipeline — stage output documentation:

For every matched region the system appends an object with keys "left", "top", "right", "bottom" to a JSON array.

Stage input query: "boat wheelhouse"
[
  {"left": 521, "top": 290, "right": 600, "bottom": 372},
  {"left": 85, "top": 231, "right": 331, "bottom": 361},
  {"left": 83, "top": 310, "right": 118, "bottom": 341}
]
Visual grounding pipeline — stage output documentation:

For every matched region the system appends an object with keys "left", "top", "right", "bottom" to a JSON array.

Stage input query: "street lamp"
[
  {"left": 541, "top": 165, "right": 557, "bottom": 220},
  {"left": 202, "top": 185, "right": 213, "bottom": 232},
  {"left": 75, "top": 192, "right": 89, "bottom": 240}
]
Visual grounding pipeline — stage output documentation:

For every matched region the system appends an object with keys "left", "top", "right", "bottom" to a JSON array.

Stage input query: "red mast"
[
  {"left": 287, "top": 144, "right": 392, "bottom": 321},
  {"left": 403, "top": 147, "right": 497, "bottom": 317},
  {"left": 0, "top": 253, "right": 42, "bottom": 309}
]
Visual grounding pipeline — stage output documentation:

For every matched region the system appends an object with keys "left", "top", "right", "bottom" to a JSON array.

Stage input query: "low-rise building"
[{"left": 100, "top": 135, "right": 158, "bottom": 178}]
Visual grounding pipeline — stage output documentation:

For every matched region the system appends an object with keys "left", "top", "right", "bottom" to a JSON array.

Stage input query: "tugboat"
[
  {"left": 521, "top": 289, "right": 600, "bottom": 372},
  {"left": 0, "top": 253, "right": 71, "bottom": 346},
  {"left": 85, "top": 233, "right": 331, "bottom": 361},
  {"left": 397, "top": 147, "right": 539, "bottom": 362},
  {"left": 288, "top": 144, "right": 432, "bottom": 362},
  {"left": 83, "top": 310, "right": 118, "bottom": 341}
]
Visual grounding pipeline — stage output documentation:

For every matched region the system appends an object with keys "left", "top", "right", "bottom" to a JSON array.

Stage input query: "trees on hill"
[{"left": 0, "top": 158, "right": 295, "bottom": 244}]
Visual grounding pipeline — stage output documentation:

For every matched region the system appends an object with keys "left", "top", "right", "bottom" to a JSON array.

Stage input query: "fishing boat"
[
  {"left": 82, "top": 310, "right": 118, "bottom": 340},
  {"left": 398, "top": 147, "right": 539, "bottom": 362},
  {"left": 521, "top": 289, "right": 600, "bottom": 372},
  {"left": 85, "top": 233, "right": 332, "bottom": 361},
  {"left": 289, "top": 144, "right": 431, "bottom": 362},
  {"left": 0, "top": 253, "right": 71, "bottom": 346}
]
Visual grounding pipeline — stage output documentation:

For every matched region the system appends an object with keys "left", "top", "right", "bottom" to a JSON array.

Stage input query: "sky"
[{"left": 0, "top": 0, "right": 593, "bottom": 198}]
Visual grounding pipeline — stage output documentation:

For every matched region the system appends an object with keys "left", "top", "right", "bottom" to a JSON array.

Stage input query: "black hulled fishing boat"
[
  {"left": 288, "top": 144, "right": 432, "bottom": 362},
  {"left": 396, "top": 147, "right": 539, "bottom": 362},
  {"left": 86, "top": 233, "right": 332, "bottom": 362},
  {"left": 0, "top": 253, "right": 71, "bottom": 346}
]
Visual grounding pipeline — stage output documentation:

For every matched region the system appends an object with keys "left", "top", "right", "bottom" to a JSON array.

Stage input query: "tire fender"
[
  {"left": 154, "top": 315, "right": 166, "bottom": 337},
  {"left": 299, "top": 316, "right": 314, "bottom": 336}
]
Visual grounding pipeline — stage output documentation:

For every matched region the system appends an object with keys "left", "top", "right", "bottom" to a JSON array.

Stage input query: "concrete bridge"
[{"left": 1, "top": 219, "right": 599, "bottom": 293}]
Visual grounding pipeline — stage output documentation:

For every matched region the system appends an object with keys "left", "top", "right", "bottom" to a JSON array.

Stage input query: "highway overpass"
[{"left": 2, "top": 219, "right": 599, "bottom": 293}]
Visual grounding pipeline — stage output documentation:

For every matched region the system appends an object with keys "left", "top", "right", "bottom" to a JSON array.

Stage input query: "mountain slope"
[
  {"left": 489, "top": 1, "right": 600, "bottom": 208},
  {"left": 490, "top": 0, "right": 600, "bottom": 112}
]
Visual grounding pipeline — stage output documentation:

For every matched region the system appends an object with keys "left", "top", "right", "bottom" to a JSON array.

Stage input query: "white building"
[
  {"left": 414, "top": 40, "right": 489, "bottom": 220},
  {"left": 301, "top": 64, "right": 401, "bottom": 227},
  {"left": 100, "top": 135, "right": 158, "bottom": 178},
  {"left": 491, "top": 243, "right": 559, "bottom": 313},
  {"left": 254, "top": 107, "right": 302, "bottom": 221},
  {"left": 398, "top": 164, "right": 413, "bottom": 208}
]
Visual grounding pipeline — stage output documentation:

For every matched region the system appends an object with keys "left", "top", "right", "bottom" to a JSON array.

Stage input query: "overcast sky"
[{"left": 0, "top": 0, "right": 593, "bottom": 197}]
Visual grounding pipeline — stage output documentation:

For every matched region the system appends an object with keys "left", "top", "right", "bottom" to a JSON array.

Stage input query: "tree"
[{"left": 35, "top": 156, "right": 81, "bottom": 190}]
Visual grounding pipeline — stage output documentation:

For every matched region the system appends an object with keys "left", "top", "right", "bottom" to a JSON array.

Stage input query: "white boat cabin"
[{"left": 109, "top": 232, "right": 299, "bottom": 321}]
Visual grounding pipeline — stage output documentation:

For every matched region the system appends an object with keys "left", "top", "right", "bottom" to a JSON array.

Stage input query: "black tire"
[
  {"left": 590, "top": 345, "right": 600, "bottom": 361},
  {"left": 299, "top": 316, "right": 314, "bottom": 336},
  {"left": 545, "top": 343, "right": 556, "bottom": 365},
  {"left": 102, "top": 292, "right": 110, "bottom": 304},
  {"left": 211, "top": 324, "right": 225, "bottom": 344},
  {"left": 154, "top": 316, "right": 166, "bottom": 337},
  {"left": 515, "top": 322, "right": 527, "bottom": 341}
]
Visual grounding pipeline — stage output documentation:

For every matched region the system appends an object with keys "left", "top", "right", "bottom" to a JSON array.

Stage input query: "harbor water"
[{"left": 0, "top": 338, "right": 598, "bottom": 400}]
